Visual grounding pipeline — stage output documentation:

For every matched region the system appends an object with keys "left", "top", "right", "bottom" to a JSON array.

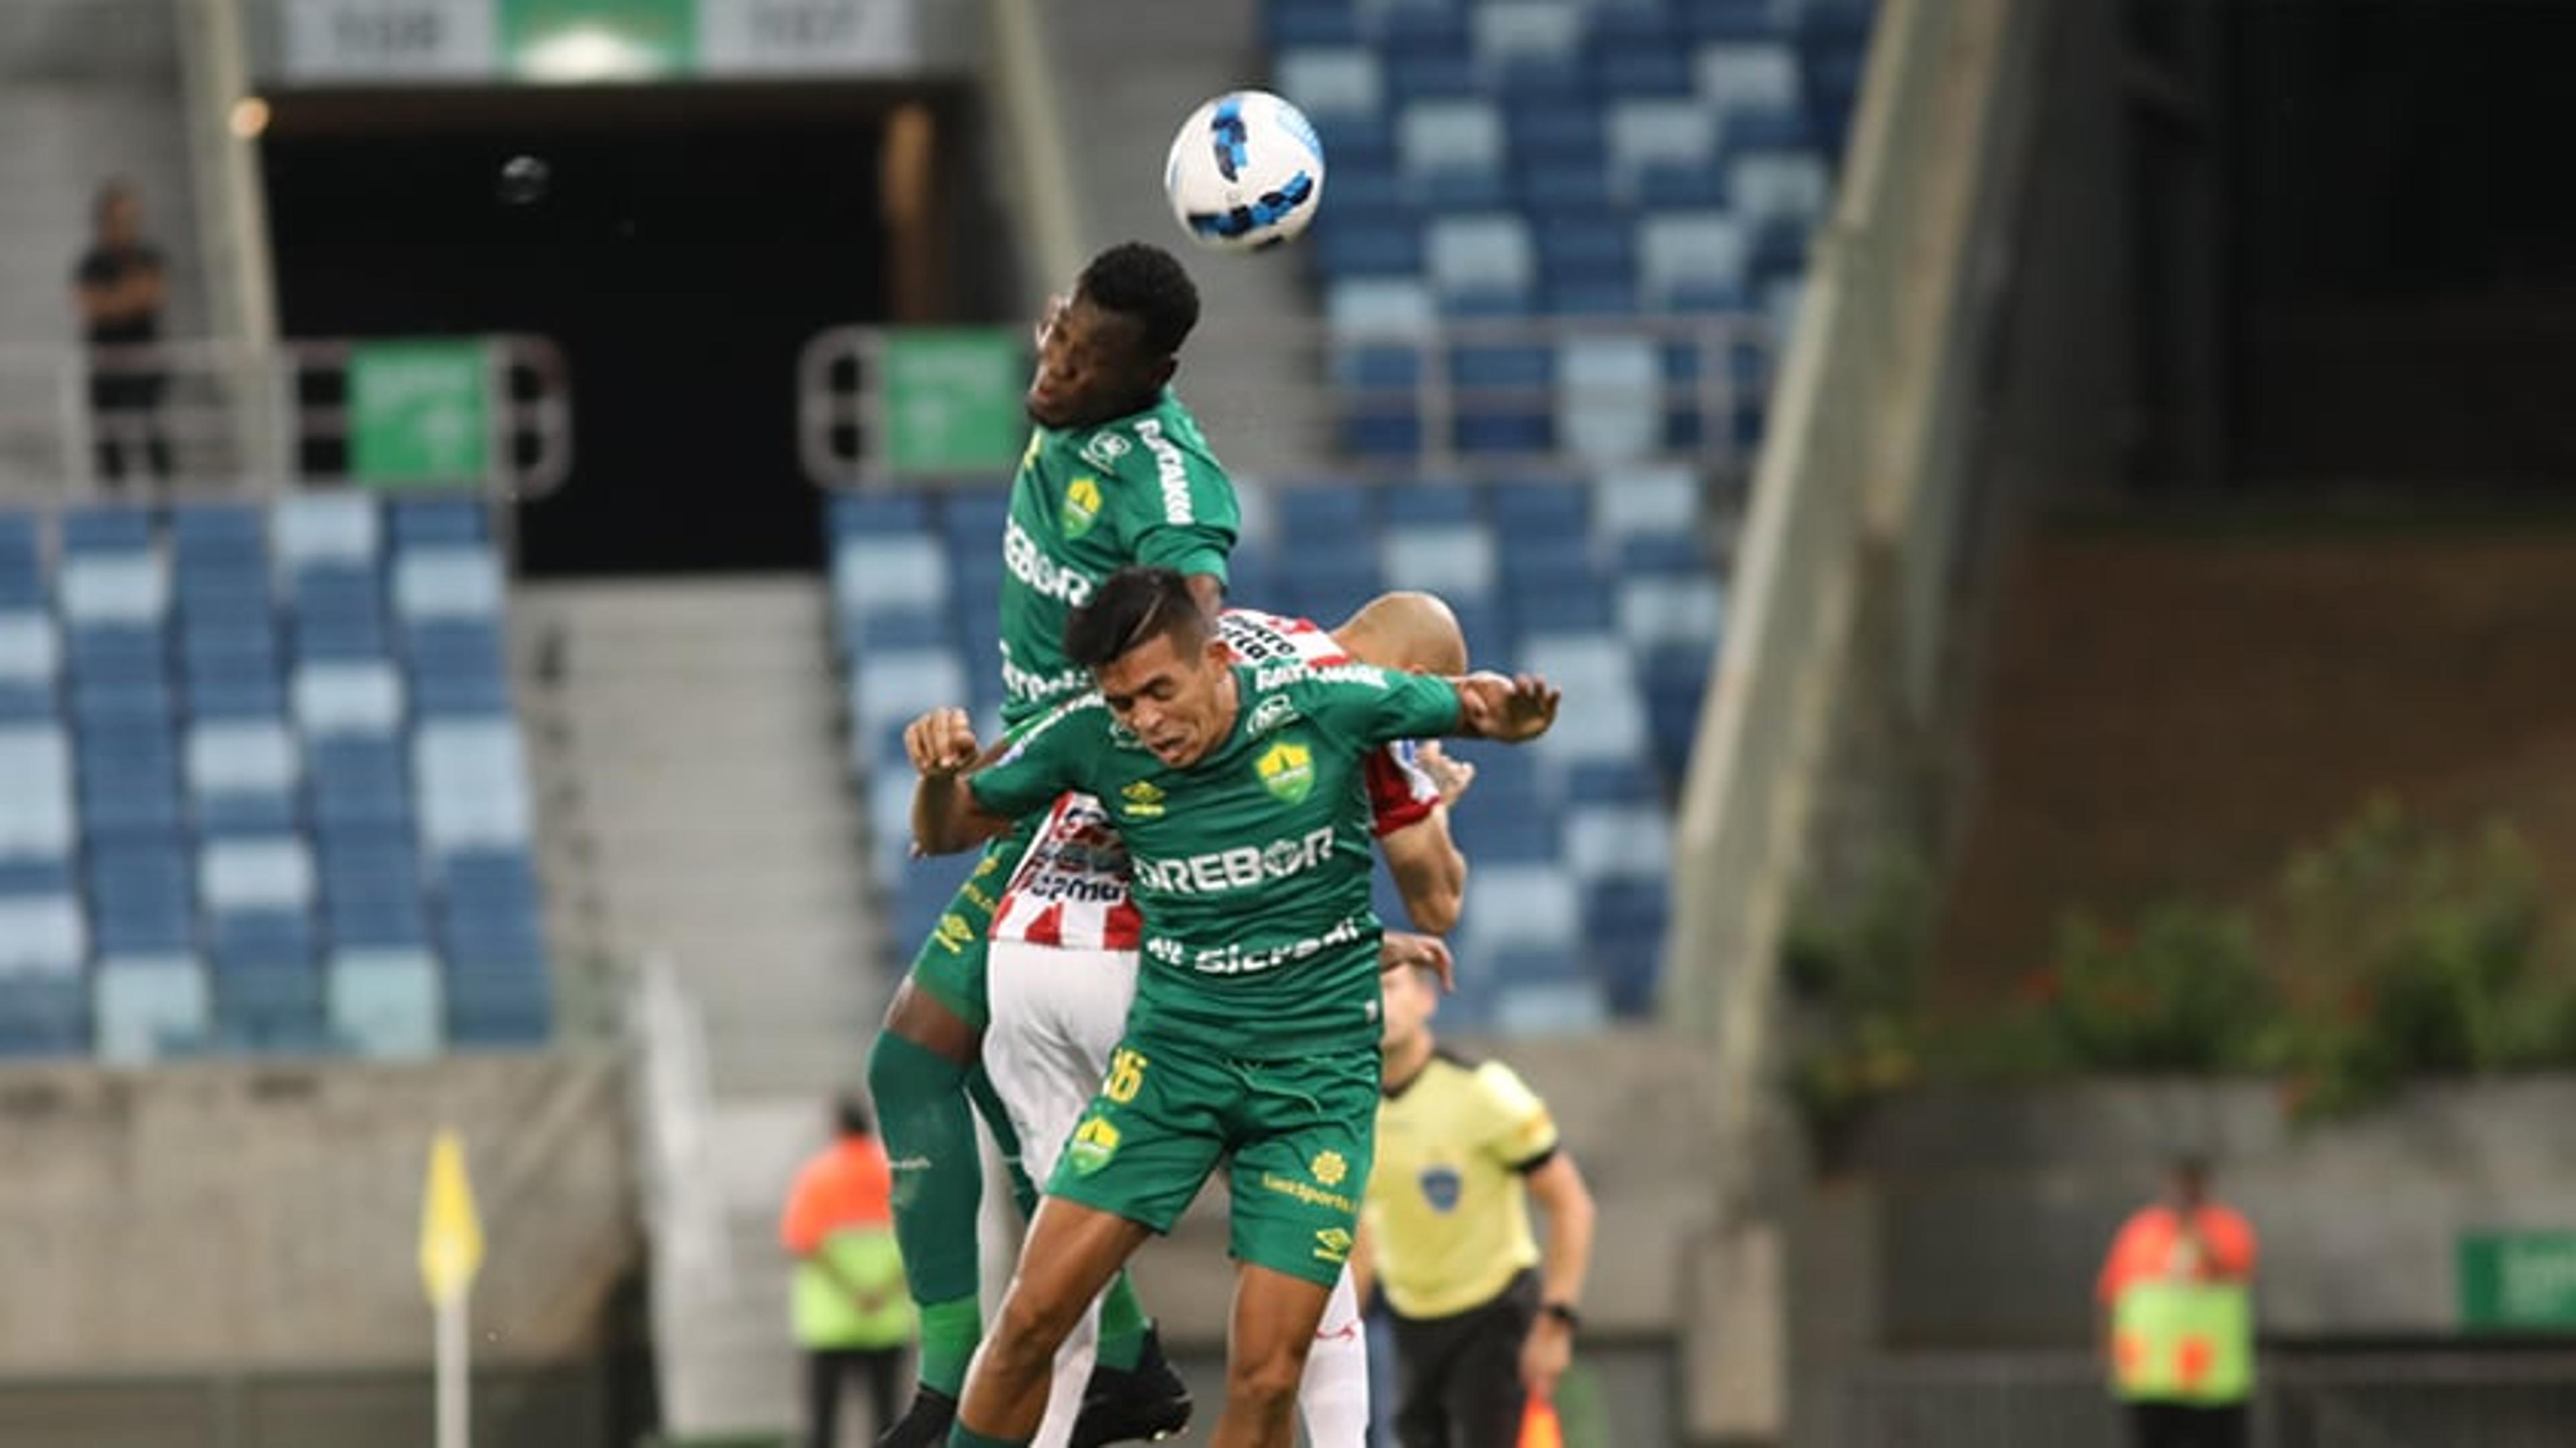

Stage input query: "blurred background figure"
[
  {"left": 1358, "top": 962, "right": 1595, "bottom": 1448},
  {"left": 70, "top": 179, "right": 170, "bottom": 489},
  {"left": 2098, "top": 1157, "right": 2259, "bottom": 1448},
  {"left": 781, "top": 1094, "right": 914, "bottom": 1448}
]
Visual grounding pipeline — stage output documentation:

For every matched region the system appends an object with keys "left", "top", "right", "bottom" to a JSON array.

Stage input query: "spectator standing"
[
  {"left": 780, "top": 1094, "right": 914, "bottom": 1447},
  {"left": 71, "top": 180, "right": 171, "bottom": 488},
  {"left": 2098, "top": 1156, "right": 2259, "bottom": 1448}
]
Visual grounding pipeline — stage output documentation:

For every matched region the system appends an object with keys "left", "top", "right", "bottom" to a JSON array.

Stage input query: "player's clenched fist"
[
  {"left": 1455, "top": 672, "right": 1562, "bottom": 743},
  {"left": 904, "top": 707, "right": 981, "bottom": 778}
]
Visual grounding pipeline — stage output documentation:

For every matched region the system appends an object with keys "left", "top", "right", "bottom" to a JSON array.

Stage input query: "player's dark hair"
[
  {"left": 1065, "top": 566, "right": 1209, "bottom": 669},
  {"left": 1077, "top": 242, "right": 1200, "bottom": 358},
  {"left": 835, "top": 1092, "right": 875, "bottom": 1138}
]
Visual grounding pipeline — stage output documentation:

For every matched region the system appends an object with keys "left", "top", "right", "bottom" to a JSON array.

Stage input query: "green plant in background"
[
  {"left": 2039, "top": 904, "right": 2272, "bottom": 1072},
  {"left": 1783, "top": 850, "right": 1940, "bottom": 1145},
  {"left": 2258, "top": 802, "right": 2576, "bottom": 1119}
]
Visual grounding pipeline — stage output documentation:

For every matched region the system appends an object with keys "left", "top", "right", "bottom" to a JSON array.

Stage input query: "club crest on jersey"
[
  {"left": 1067, "top": 1116, "right": 1121, "bottom": 1175},
  {"left": 1061, "top": 476, "right": 1104, "bottom": 539},
  {"left": 1077, "top": 431, "right": 1131, "bottom": 470},
  {"left": 1246, "top": 694, "right": 1301, "bottom": 738},
  {"left": 1255, "top": 739, "right": 1315, "bottom": 804},
  {"left": 1120, "top": 780, "right": 1167, "bottom": 819},
  {"left": 1418, "top": 1166, "right": 1463, "bottom": 1214},
  {"left": 1311, "top": 1150, "right": 1348, "bottom": 1188}
]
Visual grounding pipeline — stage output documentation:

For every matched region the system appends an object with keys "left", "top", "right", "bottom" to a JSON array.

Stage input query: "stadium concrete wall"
[
  {"left": 0, "top": 1052, "right": 639, "bottom": 1374},
  {"left": 1811, "top": 1078, "right": 2576, "bottom": 1353}
]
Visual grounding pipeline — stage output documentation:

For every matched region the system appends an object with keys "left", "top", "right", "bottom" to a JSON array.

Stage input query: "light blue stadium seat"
[
  {"left": 1381, "top": 525, "right": 1499, "bottom": 599},
  {"left": 0, "top": 895, "right": 87, "bottom": 974},
  {"left": 0, "top": 727, "right": 74, "bottom": 859},
  {"left": 1474, "top": 1, "right": 1582, "bottom": 62},
  {"left": 61, "top": 554, "right": 169, "bottom": 626},
  {"left": 187, "top": 721, "right": 299, "bottom": 835},
  {"left": 1608, "top": 99, "right": 1719, "bottom": 186},
  {"left": 1462, "top": 864, "right": 1579, "bottom": 954},
  {"left": 1522, "top": 635, "right": 1650, "bottom": 770},
  {"left": 294, "top": 660, "right": 404, "bottom": 736},
  {"left": 201, "top": 836, "right": 315, "bottom": 915},
  {"left": 414, "top": 721, "right": 533, "bottom": 855},
  {"left": 1620, "top": 575, "right": 1726, "bottom": 653},
  {"left": 1697, "top": 39, "right": 1804, "bottom": 114},
  {"left": 1397, "top": 98, "right": 1505, "bottom": 180},
  {"left": 0, "top": 614, "right": 59, "bottom": 719},
  {"left": 392, "top": 548, "right": 502, "bottom": 620},
  {"left": 329, "top": 950, "right": 443, "bottom": 1059},
  {"left": 273, "top": 495, "right": 382, "bottom": 574},
  {"left": 1638, "top": 211, "right": 1750, "bottom": 309},
  {"left": 1558, "top": 338, "right": 1664, "bottom": 463},
  {"left": 1730, "top": 148, "right": 1832, "bottom": 225},
  {"left": 1596, "top": 464, "right": 1705, "bottom": 540},
  {"left": 95, "top": 956, "right": 210, "bottom": 1064},
  {"left": 1427, "top": 214, "right": 1536, "bottom": 303},
  {"left": 850, "top": 648, "right": 968, "bottom": 737},
  {"left": 1277, "top": 46, "right": 1383, "bottom": 118},
  {"left": 1564, "top": 803, "right": 1674, "bottom": 884},
  {"left": 833, "top": 534, "right": 951, "bottom": 623}
]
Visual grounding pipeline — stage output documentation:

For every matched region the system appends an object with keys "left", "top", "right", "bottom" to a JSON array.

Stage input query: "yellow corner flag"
[{"left": 419, "top": 1129, "right": 486, "bottom": 1307}]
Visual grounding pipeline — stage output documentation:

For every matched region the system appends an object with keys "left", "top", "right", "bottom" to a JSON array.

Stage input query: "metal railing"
[
  {"left": 0, "top": 335, "right": 572, "bottom": 499},
  {"left": 1834, "top": 1349, "right": 2576, "bottom": 1448},
  {"left": 796, "top": 313, "right": 1777, "bottom": 488}
]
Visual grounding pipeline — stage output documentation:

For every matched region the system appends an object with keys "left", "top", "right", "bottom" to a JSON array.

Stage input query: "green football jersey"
[
  {"left": 969, "top": 662, "right": 1463, "bottom": 1057},
  {"left": 996, "top": 390, "right": 1241, "bottom": 727}
]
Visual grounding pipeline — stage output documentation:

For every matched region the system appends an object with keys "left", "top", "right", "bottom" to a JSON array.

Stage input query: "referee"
[{"left": 1356, "top": 961, "right": 1597, "bottom": 1447}]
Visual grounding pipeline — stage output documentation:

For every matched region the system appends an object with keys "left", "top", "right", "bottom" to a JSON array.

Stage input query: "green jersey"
[
  {"left": 969, "top": 662, "right": 1463, "bottom": 1057},
  {"left": 996, "top": 390, "right": 1240, "bottom": 727}
]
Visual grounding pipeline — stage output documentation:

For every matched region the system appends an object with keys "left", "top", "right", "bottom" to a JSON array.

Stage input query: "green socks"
[
  {"left": 947, "top": 1427, "right": 1029, "bottom": 1448},
  {"left": 867, "top": 1031, "right": 985, "bottom": 1392},
  {"left": 1095, "top": 1274, "right": 1149, "bottom": 1372}
]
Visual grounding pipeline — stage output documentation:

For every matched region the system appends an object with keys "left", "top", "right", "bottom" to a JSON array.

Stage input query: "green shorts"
[
  {"left": 1046, "top": 1032, "right": 1380, "bottom": 1288},
  {"left": 904, "top": 821, "right": 1036, "bottom": 1031}
]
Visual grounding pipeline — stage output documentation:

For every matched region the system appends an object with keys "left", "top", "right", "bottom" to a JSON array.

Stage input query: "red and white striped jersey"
[{"left": 987, "top": 607, "right": 1444, "bottom": 951}]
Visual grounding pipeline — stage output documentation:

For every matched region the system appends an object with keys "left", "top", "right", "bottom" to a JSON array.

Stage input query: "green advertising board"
[
  {"left": 2459, "top": 1231, "right": 2576, "bottom": 1331},
  {"left": 882, "top": 329, "right": 1026, "bottom": 475},
  {"left": 502, "top": 0, "right": 696, "bottom": 80},
  {"left": 349, "top": 340, "right": 492, "bottom": 488}
]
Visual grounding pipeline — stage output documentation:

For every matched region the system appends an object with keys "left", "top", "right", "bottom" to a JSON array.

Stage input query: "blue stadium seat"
[
  {"left": 329, "top": 950, "right": 442, "bottom": 1059},
  {"left": 1509, "top": 103, "right": 1607, "bottom": 166},
  {"left": 94, "top": 956, "right": 209, "bottom": 1064},
  {"left": 1678, "top": 0, "right": 1784, "bottom": 42},
  {"left": 1267, "top": 0, "right": 1362, "bottom": 48},
  {"left": 61, "top": 506, "right": 154, "bottom": 554},
  {"left": 390, "top": 499, "right": 487, "bottom": 545},
  {"left": 0, "top": 974, "right": 90, "bottom": 1056},
  {"left": 1595, "top": 43, "right": 1695, "bottom": 99}
]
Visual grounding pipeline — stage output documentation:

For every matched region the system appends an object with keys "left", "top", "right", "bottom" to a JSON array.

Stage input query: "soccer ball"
[{"left": 1163, "top": 91, "right": 1327, "bottom": 252}]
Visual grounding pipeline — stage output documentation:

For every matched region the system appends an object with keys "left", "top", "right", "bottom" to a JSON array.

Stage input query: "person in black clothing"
[{"left": 71, "top": 180, "right": 171, "bottom": 488}]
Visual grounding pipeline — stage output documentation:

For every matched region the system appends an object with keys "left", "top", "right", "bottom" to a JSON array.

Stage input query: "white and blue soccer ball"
[{"left": 1163, "top": 90, "right": 1327, "bottom": 252}]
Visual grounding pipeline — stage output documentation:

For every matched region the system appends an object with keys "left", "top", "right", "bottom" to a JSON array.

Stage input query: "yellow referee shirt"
[{"left": 1365, "top": 1047, "right": 1560, "bottom": 1321}]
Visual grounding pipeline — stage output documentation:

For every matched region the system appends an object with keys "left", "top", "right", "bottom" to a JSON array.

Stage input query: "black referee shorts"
[{"left": 1389, "top": 1268, "right": 1540, "bottom": 1448}]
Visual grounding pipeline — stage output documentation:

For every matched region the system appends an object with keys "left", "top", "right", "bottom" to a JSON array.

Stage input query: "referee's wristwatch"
[{"left": 1540, "top": 1301, "right": 1582, "bottom": 1332}]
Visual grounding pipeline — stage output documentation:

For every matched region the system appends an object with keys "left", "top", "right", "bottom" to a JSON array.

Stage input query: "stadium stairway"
[
  {"left": 517, "top": 578, "right": 882, "bottom": 1437},
  {"left": 0, "top": 1, "right": 211, "bottom": 484}
]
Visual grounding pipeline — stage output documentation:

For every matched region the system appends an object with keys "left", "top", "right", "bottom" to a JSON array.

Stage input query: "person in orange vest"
[
  {"left": 2097, "top": 1156, "right": 2258, "bottom": 1448},
  {"left": 780, "top": 1094, "right": 916, "bottom": 1447}
]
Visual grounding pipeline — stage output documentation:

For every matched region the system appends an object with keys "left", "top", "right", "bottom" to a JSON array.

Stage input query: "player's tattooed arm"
[
  {"left": 904, "top": 707, "right": 1012, "bottom": 855},
  {"left": 1451, "top": 672, "right": 1562, "bottom": 743}
]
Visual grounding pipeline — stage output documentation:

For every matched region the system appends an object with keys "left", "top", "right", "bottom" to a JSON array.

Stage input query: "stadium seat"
[
  {"left": 94, "top": 956, "right": 210, "bottom": 1064},
  {"left": 1427, "top": 215, "right": 1536, "bottom": 303},
  {"left": 1558, "top": 338, "right": 1664, "bottom": 462},
  {"left": 1276, "top": 46, "right": 1383, "bottom": 117},
  {"left": 1640, "top": 211, "right": 1752, "bottom": 309},
  {"left": 392, "top": 548, "right": 502, "bottom": 620},
  {"left": 273, "top": 495, "right": 382, "bottom": 573},
  {"left": 60, "top": 554, "right": 168, "bottom": 626},
  {"left": 294, "top": 661, "right": 404, "bottom": 736},
  {"left": 1473, "top": 2, "right": 1583, "bottom": 67},
  {"left": 329, "top": 950, "right": 443, "bottom": 1059},
  {"left": 1398, "top": 99, "right": 1505, "bottom": 177},
  {"left": 414, "top": 720, "right": 534, "bottom": 855}
]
